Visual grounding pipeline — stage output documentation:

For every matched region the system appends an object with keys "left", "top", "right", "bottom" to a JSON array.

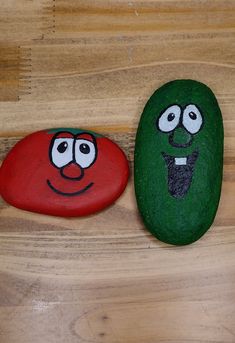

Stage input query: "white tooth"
[{"left": 175, "top": 157, "right": 187, "bottom": 165}]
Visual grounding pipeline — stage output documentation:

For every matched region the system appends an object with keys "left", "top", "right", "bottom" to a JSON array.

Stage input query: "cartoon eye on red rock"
[{"left": 0, "top": 128, "right": 129, "bottom": 217}]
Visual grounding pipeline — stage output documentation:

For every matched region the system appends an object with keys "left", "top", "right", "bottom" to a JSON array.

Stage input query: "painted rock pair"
[
  {"left": 135, "top": 79, "right": 224, "bottom": 245},
  {"left": 0, "top": 128, "right": 129, "bottom": 216},
  {"left": 0, "top": 80, "right": 223, "bottom": 245}
]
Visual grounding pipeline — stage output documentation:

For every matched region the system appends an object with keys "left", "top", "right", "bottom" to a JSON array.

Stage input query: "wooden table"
[{"left": 0, "top": 1, "right": 235, "bottom": 342}]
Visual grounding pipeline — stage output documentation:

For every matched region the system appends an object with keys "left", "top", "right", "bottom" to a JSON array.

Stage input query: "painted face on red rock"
[{"left": 0, "top": 128, "right": 129, "bottom": 216}]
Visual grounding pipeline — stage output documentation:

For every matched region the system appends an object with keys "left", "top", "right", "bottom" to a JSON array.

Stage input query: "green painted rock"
[{"left": 134, "top": 80, "right": 224, "bottom": 245}]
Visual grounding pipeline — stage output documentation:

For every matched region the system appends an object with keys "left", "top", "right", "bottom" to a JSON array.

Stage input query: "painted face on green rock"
[
  {"left": 134, "top": 80, "right": 223, "bottom": 245},
  {"left": 157, "top": 103, "right": 203, "bottom": 198}
]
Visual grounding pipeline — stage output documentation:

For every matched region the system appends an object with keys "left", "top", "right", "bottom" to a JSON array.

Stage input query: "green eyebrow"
[{"left": 46, "top": 127, "right": 102, "bottom": 137}]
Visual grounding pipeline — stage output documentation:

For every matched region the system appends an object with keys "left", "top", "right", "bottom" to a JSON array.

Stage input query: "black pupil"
[
  {"left": 189, "top": 111, "right": 197, "bottom": 120},
  {"left": 80, "top": 143, "right": 90, "bottom": 154},
  {"left": 167, "top": 113, "right": 175, "bottom": 121},
  {"left": 57, "top": 141, "right": 68, "bottom": 153}
]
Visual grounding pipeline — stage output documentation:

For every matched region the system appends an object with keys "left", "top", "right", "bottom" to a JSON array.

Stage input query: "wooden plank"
[
  {"left": 19, "top": 35, "right": 235, "bottom": 105},
  {"left": 52, "top": 0, "right": 235, "bottom": 38},
  {"left": 0, "top": 301, "right": 234, "bottom": 342},
  {"left": 0, "top": 32, "right": 234, "bottom": 125}
]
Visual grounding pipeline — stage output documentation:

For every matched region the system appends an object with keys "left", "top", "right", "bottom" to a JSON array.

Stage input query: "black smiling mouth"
[
  {"left": 47, "top": 180, "right": 94, "bottom": 197},
  {"left": 162, "top": 151, "right": 198, "bottom": 199}
]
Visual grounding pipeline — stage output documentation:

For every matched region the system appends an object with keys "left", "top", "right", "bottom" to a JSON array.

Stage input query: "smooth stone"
[
  {"left": 0, "top": 128, "right": 129, "bottom": 217},
  {"left": 134, "top": 80, "right": 224, "bottom": 245}
]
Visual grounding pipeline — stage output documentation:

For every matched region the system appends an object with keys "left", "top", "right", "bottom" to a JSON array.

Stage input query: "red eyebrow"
[
  {"left": 55, "top": 132, "right": 74, "bottom": 139},
  {"left": 76, "top": 133, "right": 95, "bottom": 142}
]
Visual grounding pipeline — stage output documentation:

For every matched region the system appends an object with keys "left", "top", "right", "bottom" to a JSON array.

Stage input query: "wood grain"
[
  {"left": 0, "top": 1, "right": 235, "bottom": 342},
  {"left": 0, "top": 46, "right": 32, "bottom": 101},
  {"left": 52, "top": 0, "right": 235, "bottom": 38},
  {"left": 0, "top": 46, "right": 20, "bottom": 101},
  {"left": 0, "top": 0, "right": 56, "bottom": 42}
]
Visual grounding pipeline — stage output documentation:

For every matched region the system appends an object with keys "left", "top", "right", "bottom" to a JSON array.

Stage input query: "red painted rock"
[{"left": 0, "top": 128, "right": 129, "bottom": 216}]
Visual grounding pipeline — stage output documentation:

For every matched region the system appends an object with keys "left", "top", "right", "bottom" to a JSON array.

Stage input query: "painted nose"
[
  {"left": 169, "top": 127, "right": 193, "bottom": 148},
  {"left": 60, "top": 162, "right": 84, "bottom": 180}
]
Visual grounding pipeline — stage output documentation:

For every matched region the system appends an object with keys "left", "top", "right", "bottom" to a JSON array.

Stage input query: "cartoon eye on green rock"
[{"left": 134, "top": 80, "right": 224, "bottom": 245}]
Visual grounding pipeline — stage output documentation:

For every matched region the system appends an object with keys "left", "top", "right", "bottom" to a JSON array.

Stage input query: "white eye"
[
  {"left": 75, "top": 139, "right": 97, "bottom": 168},
  {"left": 183, "top": 104, "right": 203, "bottom": 134},
  {"left": 51, "top": 138, "right": 74, "bottom": 168},
  {"left": 158, "top": 105, "right": 181, "bottom": 132}
]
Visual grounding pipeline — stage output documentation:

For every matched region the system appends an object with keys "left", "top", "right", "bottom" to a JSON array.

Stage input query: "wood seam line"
[
  {"left": 40, "top": 0, "right": 56, "bottom": 37},
  {"left": 19, "top": 47, "right": 32, "bottom": 100}
]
